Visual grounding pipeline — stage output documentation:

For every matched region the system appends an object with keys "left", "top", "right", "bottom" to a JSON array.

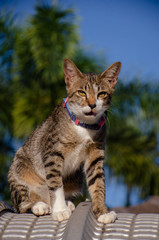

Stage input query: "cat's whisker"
[
  {"left": 106, "top": 109, "right": 113, "bottom": 114},
  {"left": 106, "top": 116, "right": 111, "bottom": 130}
]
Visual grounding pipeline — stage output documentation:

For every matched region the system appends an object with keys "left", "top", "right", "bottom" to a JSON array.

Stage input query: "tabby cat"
[{"left": 8, "top": 58, "right": 121, "bottom": 224}]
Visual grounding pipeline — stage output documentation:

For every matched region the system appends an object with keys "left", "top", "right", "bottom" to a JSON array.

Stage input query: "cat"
[{"left": 8, "top": 58, "right": 121, "bottom": 224}]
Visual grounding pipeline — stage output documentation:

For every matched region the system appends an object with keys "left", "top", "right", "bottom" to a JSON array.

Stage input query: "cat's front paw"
[
  {"left": 52, "top": 206, "right": 72, "bottom": 222},
  {"left": 66, "top": 200, "right": 75, "bottom": 212},
  {"left": 97, "top": 211, "right": 117, "bottom": 224},
  {"left": 31, "top": 201, "right": 50, "bottom": 216}
]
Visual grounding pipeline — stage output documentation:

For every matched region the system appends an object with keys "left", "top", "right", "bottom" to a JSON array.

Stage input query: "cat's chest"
[
  {"left": 63, "top": 125, "right": 96, "bottom": 177},
  {"left": 74, "top": 124, "right": 97, "bottom": 140}
]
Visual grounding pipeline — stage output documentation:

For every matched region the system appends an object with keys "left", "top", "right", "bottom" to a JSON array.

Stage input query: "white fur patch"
[
  {"left": 63, "top": 125, "right": 96, "bottom": 177},
  {"left": 70, "top": 101, "right": 104, "bottom": 125},
  {"left": 66, "top": 200, "right": 75, "bottom": 212},
  {"left": 93, "top": 84, "right": 98, "bottom": 96},
  {"left": 52, "top": 208, "right": 71, "bottom": 222},
  {"left": 97, "top": 211, "right": 117, "bottom": 224},
  {"left": 31, "top": 201, "right": 50, "bottom": 216},
  {"left": 63, "top": 143, "right": 85, "bottom": 177},
  {"left": 52, "top": 187, "right": 67, "bottom": 211},
  {"left": 96, "top": 99, "right": 105, "bottom": 113},
  {"left": 74, "top": 124, "right": 96, "bottom": 140},
  {"left": 52, "top": 187, "right": 72, "bottom": 221}
]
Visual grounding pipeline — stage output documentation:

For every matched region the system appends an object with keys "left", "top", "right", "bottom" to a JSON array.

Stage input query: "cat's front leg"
[
  {"left": 43, "top": 151, "right": 73, "bottom": 221},
  {"left": 85, "top": 147, "right": 117, "bottom": 224},
  {"left": 51, "top": 187, "right": 74, "bottom": 221}
]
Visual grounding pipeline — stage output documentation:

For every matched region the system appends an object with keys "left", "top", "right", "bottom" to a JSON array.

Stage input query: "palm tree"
[
  {"left": 0, "top": 12, "right": 17, "bottom": 201},
  {"left": 12, "top": 2, "right": 78, "bottom": 139},
  {"left": 106, "top": 80, "right": 159, "bottom": 205}
]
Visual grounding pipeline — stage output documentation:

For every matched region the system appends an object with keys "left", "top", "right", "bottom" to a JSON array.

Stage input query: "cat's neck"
[{"left": 63, "top": 97, "right": 107, "bottom": 131}]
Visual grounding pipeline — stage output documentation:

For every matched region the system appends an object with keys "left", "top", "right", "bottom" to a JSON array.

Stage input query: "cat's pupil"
[
  {"left": 98, "top": 91, "right": 107, "bottom": 98},
  {"left": 78, "top": 90, "right": 86, "bottom": 96}
]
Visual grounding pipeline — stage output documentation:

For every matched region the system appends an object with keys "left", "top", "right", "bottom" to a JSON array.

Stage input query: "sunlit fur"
[{"left": 8, "top": 58, "right": 121, "bottom": 223}]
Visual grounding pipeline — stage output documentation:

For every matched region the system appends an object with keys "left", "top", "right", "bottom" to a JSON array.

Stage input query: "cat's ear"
[
  {"left": 63, "top": 58, "right": 83, "bottom": 87},
  {"left": 101, "top": 62, "right": 121, "bottom": 89}
]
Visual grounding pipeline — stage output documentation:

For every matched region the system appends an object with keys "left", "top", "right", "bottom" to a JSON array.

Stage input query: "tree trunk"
[{"left": 126, "top": 185, "right": 132, "bottom": 207}]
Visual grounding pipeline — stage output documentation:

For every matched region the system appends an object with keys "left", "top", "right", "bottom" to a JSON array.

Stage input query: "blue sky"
[
  {"left": 1, "top": 0, "right": 159, "bottom": 82},
  {"left": 65, "top": 0, "right": 159, "bottom": 81}
]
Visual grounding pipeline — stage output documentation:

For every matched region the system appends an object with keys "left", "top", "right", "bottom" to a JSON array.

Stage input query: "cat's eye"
[
  {"left": 78, "top": 90, "right": 86, "bottom": 97},
  {"left": 98, "top": 91, "right": 107, "bottom": 98}
]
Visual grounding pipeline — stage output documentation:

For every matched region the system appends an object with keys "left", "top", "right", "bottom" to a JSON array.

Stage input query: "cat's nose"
[{"left": 89, "top": 103, "right": 96, "bottom": 109}]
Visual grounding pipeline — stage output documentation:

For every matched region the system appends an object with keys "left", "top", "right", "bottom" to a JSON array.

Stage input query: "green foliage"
[
  {"left": 12, "top": 3, "right": 78, "bottom": 138},
  {"left": 72, "top": 48, "right": 106, "bottom": 73},
  {"left": 0, "top": 12, "right": 16, "bottom": 200},
  {"left": 28, "top": 4, "right": 78, "bottom": 81},
  {"left": 106, "top": 81, "right": 159, "bottom": 204}
]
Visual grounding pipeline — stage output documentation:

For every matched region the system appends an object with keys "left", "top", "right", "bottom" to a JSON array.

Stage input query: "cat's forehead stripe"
[
  {"left": 93, "top": 84, "right": 99, "bottom": 95},
  {"left": 82, "top": 73, "right": 100, "bottom": 91},
  {"left": 87, "top": 73, "right": 98, "bottom": 83}
]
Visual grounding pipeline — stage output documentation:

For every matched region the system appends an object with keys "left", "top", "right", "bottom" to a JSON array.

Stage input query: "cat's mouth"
[{"left": 85, "top": 111, "right": 97, "bottom": 117}]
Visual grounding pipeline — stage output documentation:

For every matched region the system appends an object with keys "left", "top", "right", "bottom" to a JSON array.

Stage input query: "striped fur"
[{"left": 8, "top": 59, "right": 121, "bottom": 223}]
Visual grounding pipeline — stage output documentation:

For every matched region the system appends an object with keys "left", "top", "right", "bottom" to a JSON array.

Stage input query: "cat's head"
[{"left": 63, "top": 58, "right": 121, "bottom": 124}]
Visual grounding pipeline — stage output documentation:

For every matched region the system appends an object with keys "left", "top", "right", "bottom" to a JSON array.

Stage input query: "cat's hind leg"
[
  {"left": 8, "top": 180, "right": 32, "bottom": 213},
  {"left": 8, "top": 178, "right": 51, "bottom": 215},
  {"left": 8, "top": 152, "right": 51, "bottom": 215}
]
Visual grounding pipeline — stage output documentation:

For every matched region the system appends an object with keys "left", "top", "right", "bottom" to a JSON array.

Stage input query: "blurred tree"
[
  {"left": 0, "top": 2, "right": 106, "bottom": 202},
  {"left": 72, "top": 47, "right": 106, "bottom": 73},
  {"left": 13, "top": 3, "right": 78, "bottom": 139},
  {"left": 12, "top": 3, "right": 107, "bottom": 139},
  {"left": 106, "top": 80, "right": 159, "bottom": 205},
  {"left": 0, "top": 12, "right": 17, "bottom": 201}
]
